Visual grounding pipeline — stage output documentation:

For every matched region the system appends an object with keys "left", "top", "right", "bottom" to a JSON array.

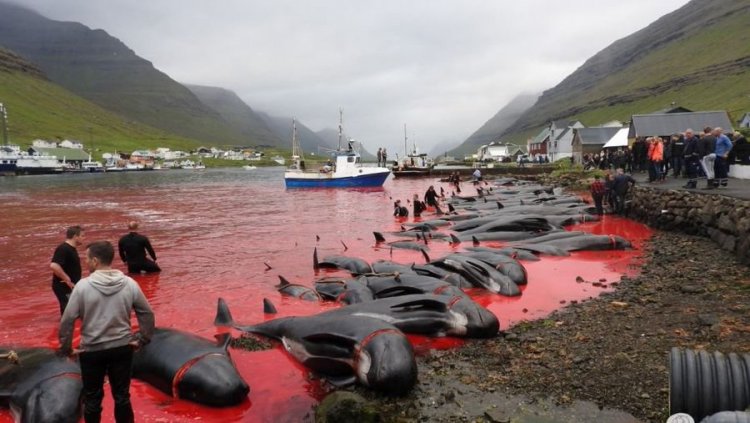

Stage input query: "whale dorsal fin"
[
  {"left": 391, "top": 299, "right": 448, "bottom": 313},
  {"left": 263, "top": 298, "right": 278, "bottom": 314},
  {"left": 373, "top": 231, "right": 386, "bottom": 243},
  {"left": 214, "top": 298, "right": 234, "bottom": 327},
  {"left": 276, "top": 275, "right": 291, "bottom": 288}
]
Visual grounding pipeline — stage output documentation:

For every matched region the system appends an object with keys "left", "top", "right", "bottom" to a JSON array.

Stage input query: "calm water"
[{"left": 0, "top": 168, "right": 652, "bottom": 422}]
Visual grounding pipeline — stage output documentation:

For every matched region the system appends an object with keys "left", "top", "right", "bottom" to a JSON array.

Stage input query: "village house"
[
  {"left": 571, "top": 127, "right": 622, "bottom": 164},
  {"left": 628, "top": 110, "right": 734, "bottom": 140},
  {"left": 547, "top": 120, "right": 584, "bottom": 162},
  {"left": 527, "top": 127, "right": 550, "bottom": 161},
  {"left": 738, "top": 112, "right": 750, "bottom": 129},
  {"left": 477, "top": 141, "right": 524, "bottom": 162}
]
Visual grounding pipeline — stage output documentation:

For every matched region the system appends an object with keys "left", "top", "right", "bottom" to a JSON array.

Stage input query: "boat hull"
[{"left": 285, "top": 170, "right": 390, "bottom": 188}]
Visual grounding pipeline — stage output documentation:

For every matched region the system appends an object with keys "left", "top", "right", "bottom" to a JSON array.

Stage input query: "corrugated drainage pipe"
[{"left": 670, "top": 347, "right": 750, "bottom": 421}]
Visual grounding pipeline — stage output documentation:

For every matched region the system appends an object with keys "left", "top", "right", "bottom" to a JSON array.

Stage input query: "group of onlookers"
[{"left": 583, "top": 127, "right": 748, "bottom": 190}]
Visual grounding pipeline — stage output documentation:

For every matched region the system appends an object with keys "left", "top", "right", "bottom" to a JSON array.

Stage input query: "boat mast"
[
  {"left": 338, "top": 108, "right": 343, "bottom": 151},
  {"left": 404, "top": 124, "right": 408, "bottom": 159},
  {"left": 0, "top": 103, "right": 8, "bottom": 146},
  {"left": 291, "top": 118, "right": 303, "bottom": 160}
]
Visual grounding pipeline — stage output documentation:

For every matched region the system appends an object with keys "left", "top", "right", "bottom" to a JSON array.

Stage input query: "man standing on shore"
[
  {"left": 118, "top": 222, "right": 160, "bottom": 274},
  {"left": 713, "top": 127, "right": 733, "bottom": 188},
  {"left": 50, "top": 225, "right": 84, "bottom": 314},
  {"left": 682, "top": 129, "right": 700, "bottom": 189},
  {"left": 59, "top": 240, "right": 155, "bottom": 423},
  {"left": 376, "top": 148, "right": 383, "bottom": 167},
  {"left": 612, "top": 168, "right": 635, "bottom": 215},
  {"left": 590, "top": 175, "right": 606, "bottom": 215}
]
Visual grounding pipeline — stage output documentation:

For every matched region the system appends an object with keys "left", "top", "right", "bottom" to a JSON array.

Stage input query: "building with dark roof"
[
  {"left": 571, "top": 127, "right": 621, "bottom": 163},
  {"left": 628, "top": 111, "right": 733, "bottom": 139}
]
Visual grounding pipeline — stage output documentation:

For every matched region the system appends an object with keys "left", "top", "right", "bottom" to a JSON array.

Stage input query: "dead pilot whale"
[
  {"left": 214, "top": 298, "right": 417, "bottom": 395},
  {"left": 131, "top": 328, "right": 249, "bottom": 407},
  {"left": 0, "top": 347, "right": 82, "bottom": 423}
]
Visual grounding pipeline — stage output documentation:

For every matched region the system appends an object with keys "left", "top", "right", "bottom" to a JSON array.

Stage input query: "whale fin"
[
  {"left": 472, "top": 236, "right": 480, "bottom": 246},
  {"left": 421, "top": 249, "right": 430, "bottom": 263},
  {"left": 448, "top": 203, "right": 455, "bottom": 213},
  {"left": 391, "top": 298, "right": 448, "bottom": 313},
  {"left": 264, "top": 262, "right": 272, "bottom": 271},
  {"left": 484, "top": 197, "right": 487, "bottom": 203},
  {"left": 303, "top": 333, "right": 358, "bottom": 350},
  {"left": 341, "top": 240, "right": 348, "bottom": 251},
  {"left": 313, "top": 247, "right": 319, "bottom": 270},
  {"left": 276, "top": 275, "right": 291, "bottom": 288},
  {"left": 376, "top": 286, "right": 424, "bottom": 297},
  {"left": 316, "top": 235, "right": 320, "bottom": 242},
  {"left": 450, "top": 233, "right": 461, "bottom": 245},
  {"left": 497, "top": 201, "right": 504, "bottom": 209},
  {"left": 263, "top": 298, "right": 278, "bottom": 314},
  {"left": 214, "top": 333, "right": 232, "bottom": 350},
  {"left": 214, "top": 298, "right": 234, "bottom": 327},
  {"left": 422, "top": 231, "right": 428, "bottom": 245},
  {"left": 373, "top": 232, "right": 386, "bottom": 243}
]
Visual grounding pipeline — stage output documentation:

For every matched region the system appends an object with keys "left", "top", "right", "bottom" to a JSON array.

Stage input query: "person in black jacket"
[
  {"left": 50, "top": 225, "right": 84, "bottom": 314},
  {"left": 682, "top": 129, "right": 700, "bottom": 189},
  {"left": 670, "top": 133, "right": 685, "bottom": 177},
  {"left": 118, "top": 221, "right": 161, "bottom": 274},
  {"left": 734, "top": 132, "right": 750, "bottom": 165}
]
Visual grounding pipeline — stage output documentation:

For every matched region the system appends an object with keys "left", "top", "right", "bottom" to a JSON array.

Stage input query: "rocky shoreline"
[{"left": 343, "top": 229, "right": 750, "bottom": 423}]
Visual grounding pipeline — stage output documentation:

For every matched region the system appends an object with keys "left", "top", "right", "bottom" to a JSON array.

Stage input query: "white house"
[
  {"left": 59, "top": 139, "right": 84, "bottom": 149},
  {"left": 547, "top": 120, "right": 584, "bottom": 162},
  {"left": 31, "top": 139, "right": 58, "bottom": 148},
  {"left": 738, "top": 112, "right": 750, "bottom": 129},
  {"left": 477, "top": 142, "right": 524, "bottom": 162}
]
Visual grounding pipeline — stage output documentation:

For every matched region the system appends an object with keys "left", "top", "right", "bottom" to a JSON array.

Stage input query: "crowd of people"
[
  {"left": 50, "top": 222, "right": 160, "bottom": 422},
  {"left": 582, "top": 127, "right": 747, "bottom": 189}
]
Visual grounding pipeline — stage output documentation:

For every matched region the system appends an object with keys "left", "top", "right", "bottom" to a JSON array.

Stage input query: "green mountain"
[
  {"left": 449, "top": 93, "right": 538, "bottom": 157},
  {"left": 498, "top": 0, "right": 750, "bottom": 145},
  {"left": 257, "top": 112, "right": 335, "bottom": 155},
  {"left": 0, "top": 2, "right": 254, "bottom": 147},
  {"left": 185, "top": 84, "right": 283, "bottom": 147},
  {"left": 0, "top": 46, "right": 201, "bottom": 153}
]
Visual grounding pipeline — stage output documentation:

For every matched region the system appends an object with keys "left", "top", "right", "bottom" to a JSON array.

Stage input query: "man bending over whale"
[{"left": 118, "top": 221, "right": 160, "bottom": 274}]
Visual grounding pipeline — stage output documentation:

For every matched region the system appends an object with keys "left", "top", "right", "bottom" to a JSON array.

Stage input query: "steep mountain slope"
[
  {"left": 0, "top": 47, "right": 201, "bottom": 153},
  {"left": 185, "top": 84, "right": 283, "bottom": 147},
  {"left": 257, "top": 112, "right": 335, "bottom": 154},
  {"left": 499, "top": 0, "right": 750, "bottom": 144},
  {"left": 449, "top": 93, "right": 538, "bottom": 157},
  {"left": 0, "top": 2, "right": 251, "bottom": 146}
]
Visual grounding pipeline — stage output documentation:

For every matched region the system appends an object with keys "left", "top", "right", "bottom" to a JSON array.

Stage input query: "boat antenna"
[{"left": 338, "top": 108, "right": 343, "bottom": 151}]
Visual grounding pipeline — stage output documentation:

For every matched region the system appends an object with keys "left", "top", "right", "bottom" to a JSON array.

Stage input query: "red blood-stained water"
[{"left": 0, "top": 169, "right": 652, "bottom": 422}]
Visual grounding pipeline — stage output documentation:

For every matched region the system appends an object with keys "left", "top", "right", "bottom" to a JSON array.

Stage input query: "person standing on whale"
[
  {"left": 50, "top": 225, "right": 84, "bottom": 314},
  {"left": 59, "top": 240, "right": 155, "bottom": 423},
  {"left": 118, "top": 221, "right": 160, "bottom": 274}
]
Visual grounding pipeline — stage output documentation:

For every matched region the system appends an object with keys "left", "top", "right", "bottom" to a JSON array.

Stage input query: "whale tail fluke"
[
  {"left": 263, "top": 298, "right": 278, "bottom": 314},
  {"left": 214, "top": 298, "right": 234, "bottom": 327},
  {"left": 373, "top": 232, "right": 386, "bottom": 243},
  {"left": 214, "top": 333, "right": 232, "bottom": 350}
]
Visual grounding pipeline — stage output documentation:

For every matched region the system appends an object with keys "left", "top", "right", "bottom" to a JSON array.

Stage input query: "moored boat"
[
  {"left": 392, "top": 125, "right": 434, "bottom": 178},
  {"left": 284, "top": 111, "right": 390, "bottom": 188}
]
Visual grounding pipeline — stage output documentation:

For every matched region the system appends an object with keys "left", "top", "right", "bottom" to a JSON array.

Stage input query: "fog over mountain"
[{"left": 9, "top": 0, "right": 689, "bottom": 154}]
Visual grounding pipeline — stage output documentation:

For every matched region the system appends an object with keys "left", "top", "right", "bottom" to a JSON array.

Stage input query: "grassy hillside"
[
  {"left": 500, "top": 0, "right": 750, "bottom": 140},
  {"left": 0, "top": 61, "right": 202, "bottom": 155},
  {"left": 0, "top": 2, "right": 254, "bottom": 147}
]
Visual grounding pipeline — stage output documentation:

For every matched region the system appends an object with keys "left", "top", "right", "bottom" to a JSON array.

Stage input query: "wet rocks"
[{"left": 315, "top": 391, "right": 379, "bottom": 423}]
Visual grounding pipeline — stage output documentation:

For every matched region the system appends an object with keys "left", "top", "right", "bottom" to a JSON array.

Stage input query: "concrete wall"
[{"left": 628, "top": 186, "right": 750, "bottom": 265}]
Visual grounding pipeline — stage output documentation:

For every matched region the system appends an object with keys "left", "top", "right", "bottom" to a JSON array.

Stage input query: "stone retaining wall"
[{"left": 628, "top": 186, "right": 750, "bottom": 264}]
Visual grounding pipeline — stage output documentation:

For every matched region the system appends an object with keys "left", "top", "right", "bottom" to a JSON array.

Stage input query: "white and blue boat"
[{"left": 284, "top": 111, "right": 390, "bottom": 188}]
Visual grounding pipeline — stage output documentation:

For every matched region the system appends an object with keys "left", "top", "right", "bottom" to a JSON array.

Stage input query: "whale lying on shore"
[
  {"left": 0, "top": 347, "right": 82, "bottom": 423},
  {"left": 314, "top": 248, "right": 373, "bottom": 275},
  {"left": 132, "top": 328, "right": 249, "bottom": 407},
  {"left": 215, "top": 298, "right": 417, "bottom": 395}
]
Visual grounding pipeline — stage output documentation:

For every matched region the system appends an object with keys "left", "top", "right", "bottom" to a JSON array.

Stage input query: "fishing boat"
[
  {"left": 81, "top": 153, "right": 105, "bottom": 172},
  {"left": 284, "top": 111, "right": 390, "bottom": 188},
  {"left": 392, "top": 124, "right": 434, "bottom": 178}
]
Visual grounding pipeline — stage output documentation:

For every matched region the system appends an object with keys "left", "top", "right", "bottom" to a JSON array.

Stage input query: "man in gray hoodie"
[{"left": 59, "top": 240, "right": 155, "bottom": 423}]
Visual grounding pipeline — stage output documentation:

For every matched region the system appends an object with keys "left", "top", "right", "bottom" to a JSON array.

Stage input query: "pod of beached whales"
[{"left": 0, "top": 180, "right": 639, "bottom": 415}]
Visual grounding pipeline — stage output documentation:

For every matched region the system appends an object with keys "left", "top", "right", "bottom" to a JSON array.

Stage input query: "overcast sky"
[{"left": 19, "top": 0, "right": 689, "bottom": 155}]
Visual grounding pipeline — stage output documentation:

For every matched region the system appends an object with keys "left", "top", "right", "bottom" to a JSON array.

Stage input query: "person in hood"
[
  {"left": 118, "top": 221, "right": 160, "bottom": 274},
  {"left": 59, "top": 240, "right": 155, "bottom": 423}
]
